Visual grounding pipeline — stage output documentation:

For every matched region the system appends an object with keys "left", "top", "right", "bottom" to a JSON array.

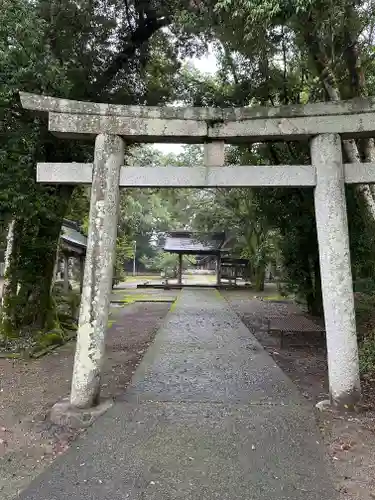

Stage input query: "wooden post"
[
  {"left": 79, "top": 255, "right": 85, "bottom": 294},
  {"left": 63, "top": 253, "right": 69, "bottom": 293},
  {"left": 178, "top": 254, "right": 183, "bottom": 285},
  {"left": 216, "top": 253, "right": 221, "bottom": 286}
]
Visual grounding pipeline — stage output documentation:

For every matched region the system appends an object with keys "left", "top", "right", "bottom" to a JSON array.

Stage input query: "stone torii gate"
[{"left": 20, "top": 92, "right": 375, "bottom": 414}]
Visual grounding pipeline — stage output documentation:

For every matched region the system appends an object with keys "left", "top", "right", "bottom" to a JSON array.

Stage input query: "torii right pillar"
[{"left": 312, "top": 133, "right": 361, "bottom": 407}]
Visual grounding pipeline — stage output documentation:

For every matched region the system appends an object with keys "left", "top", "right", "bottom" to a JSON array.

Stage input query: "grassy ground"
[
  {"left": 122, "top": 275, "right": 160, "bottom": 283},
  {"left": 111, "top": 289, "right": 178, "bottom": 304}
]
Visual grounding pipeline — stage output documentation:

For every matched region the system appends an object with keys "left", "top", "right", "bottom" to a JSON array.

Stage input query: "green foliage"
[
  {"left": 181, "top": 0, "right": 375, "bottom": 311},
  {"left": 54, "top": 287, "right": 80, "bottom": 318},
  {"left": 37, "top": 330, "right": 65, "bottom": 349},
  {"left": 354, "top": 293, "right": 375, "bottom": 376},
  {"left": 354, "top": 279, "right": 375, "bottom": 295},
  {"left": 141, "top": 252, "right": 180, "bottom": 277},
  {"left": 66, "top": 187, "right": 90, "bottom": 232},
  {"left": 355, "top": 294, "right": 375, "bottom": 375},
  {"left": 191, "top": 186, "right": 278, "bottom": 291},
  {"left": 116, "top": 145, "right": 205, "bottom": 273},
  {"left": 0, "top": 0, "right": 206, "bottom": 338},
  {"left": 114, "top": 235, "right": 135, "bottom": 284},
  {"left": 359, "top": 333, "right": 375, "bottom": 376}
]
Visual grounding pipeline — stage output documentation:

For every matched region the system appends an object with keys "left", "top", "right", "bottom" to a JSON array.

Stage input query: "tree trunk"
[
  {"left": 302, "top": 24, "right": 375, "bottom": 219},
  {"left": 303, "top": 255, "right": 315, "bottom": 315},
  {"left": 320, "top": 83, "right": 375, "bottom": 218},
  {"left": 1, "top": 219, "right": 21, "bottom": 336},
  {"left": 343, "top": 139, "right": 375, "bottom": 218},
  {"left": 22, "top": 215, "right": 65, "bottom": 330},
  {"left": 254, "top": 265, "right": 265, "bottom": 292},
  {"left": 4, "top": 217, "right": 69, "bottom": 334},
  {"left": 311, "top": 257, "right": 323, "bottom": 317},
  {"left": 50, "top": 239, "right": 61, "bottom": 293},
  {"left": 5, "top": 180, "right": 73, "bottom": 335},
  {"left": 1, "top": 219, "right": 15, "bottom": 307}
]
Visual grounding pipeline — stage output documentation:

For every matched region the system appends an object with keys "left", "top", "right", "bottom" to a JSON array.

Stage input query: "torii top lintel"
[{"left": 19, "top": 92, "right": 375, "bottom": 143}]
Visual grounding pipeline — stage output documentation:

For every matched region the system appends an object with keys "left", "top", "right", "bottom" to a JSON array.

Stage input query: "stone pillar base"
[
  {"left": 315, "top": 399, "right": 332, "bottom": 412},
  {"left": 50, "top": 397, "right": 113, "bottom": 429}
]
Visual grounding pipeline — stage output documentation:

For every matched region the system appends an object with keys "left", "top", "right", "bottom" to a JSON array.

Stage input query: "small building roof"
[
  {"left": 164, "top": 231, "right": 225, "bottom": 255},
  {"left": 61, "top": 220, "right": 87, "bottom": 255}
]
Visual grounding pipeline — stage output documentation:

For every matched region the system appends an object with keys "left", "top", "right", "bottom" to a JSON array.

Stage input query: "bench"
[{"left": 266, "top": 315, "right": 325, "bottom": 348}]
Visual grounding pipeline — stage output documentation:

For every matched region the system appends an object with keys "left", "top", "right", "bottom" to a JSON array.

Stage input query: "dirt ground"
[
  {"left": 223, "top": 287, "right": 375, "bottom": 500},
  {"left": 0, "top": 296, "right": 174, "bottom": 500}
]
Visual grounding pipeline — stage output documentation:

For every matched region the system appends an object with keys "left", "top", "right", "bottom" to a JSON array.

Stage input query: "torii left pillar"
[{"left": 70, "top": 134, "right": 124, "bottom": 408}]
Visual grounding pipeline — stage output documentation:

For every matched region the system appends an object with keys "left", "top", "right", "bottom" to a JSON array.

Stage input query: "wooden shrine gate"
[{"left": 20, "top": 92, "right": 375, "bottom": 412}]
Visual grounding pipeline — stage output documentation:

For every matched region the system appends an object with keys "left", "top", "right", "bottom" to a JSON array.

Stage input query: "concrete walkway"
[{"left": 20, "top": 289, "right": 338, "bottom": 499}]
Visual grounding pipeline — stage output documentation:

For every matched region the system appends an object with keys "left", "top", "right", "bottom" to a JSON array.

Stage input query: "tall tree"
[{"left": 0, "top": 0, "right": 203, "bottom": 337}]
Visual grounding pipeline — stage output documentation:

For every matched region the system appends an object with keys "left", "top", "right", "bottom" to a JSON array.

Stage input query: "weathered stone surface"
[
  {"left": 70, "top": 134, "right": 124, "bottom": 409},
  {"left": 50, "top": 397, "right": 113, "bottom": 429},
  {"left": 48, "top": 111, "right": 375, "bottom": 142},
  {"left": 121, "top": 165, "right": 316, "bottom": 187},
  {"left": 20, "top": 91, "right": 375, "bottom": 120},
  {"left": 48, "top": 112, "right": 208, "bottom": 141},
  {"left": 120, "top": 166, "right": 207, "bottom": 186},
  {"left": 344, "top": 162, "right": 375, "bottom": 183},
  {"left": 312, "top": 133, "right": 361, "bottom": 406},
  {"left": 37, "top": 163, "right": 317, "bottom": 187},
  {"left": 18, "top": 91, "right": 375, "bottom": 141},
  {"left": 37, "top": 162, "right": 93, "bottom": 184},
  {"left": 20, "top": 92, "right": 221, "bottom": 120},
  {"left": 37, "top": 161, "right": 375, "bottom": 186},
  {"left": 204, "top": 141, "right": 225, "bottom": 166},
  {"left": 209, "top": 113, "right": 375, "bottom": 141},
  {"left": 205, "top": 165, "right": 316, "bottom": 187}
]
